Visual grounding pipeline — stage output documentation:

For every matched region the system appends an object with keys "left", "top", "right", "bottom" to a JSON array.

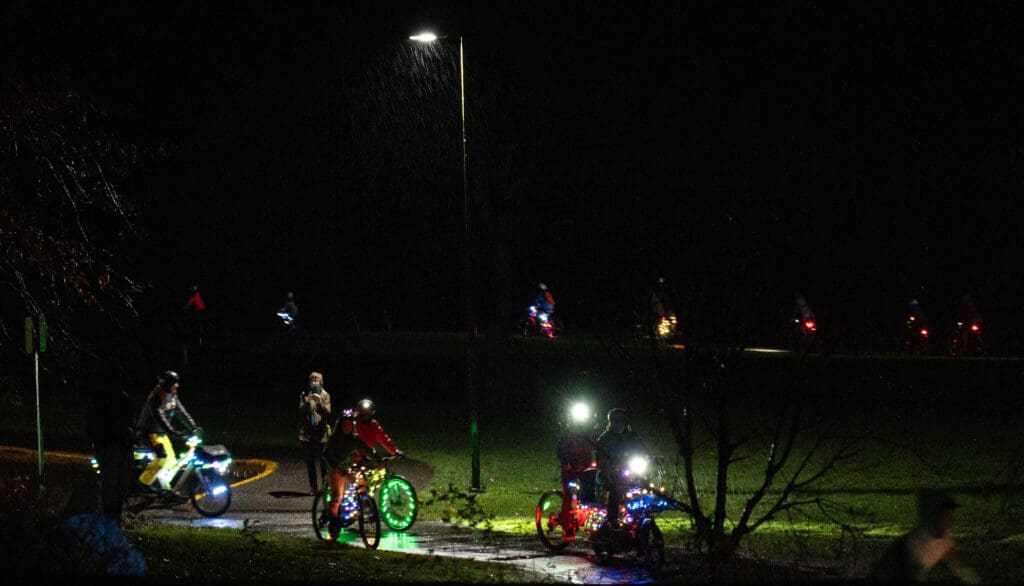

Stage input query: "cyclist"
[
  {"left": 277, "top": 291, "right": 298, "bottom": 328},
  {"left": 642, "top": 275, "right": 678, "bottom": 337},
  {"left": 556, "top": 402, "right": 597, "bottom": 542},
  {"left": 792, "top": 295, "right": 815, "bottom": 324},
  {"left": 905, "top": 299, "right": 929, "bottom": 335},
  {"left": 595, "top": 408, "right": 646, "bottom": 528},
  {"left": 322, "top": 399, "right": 402, "bottom": 541},
  {"left": 534, "top": 282, "right": 555, "bottom": 316},
  {"left": 135, "top": 370, "right": 201, "bottom": 492}
]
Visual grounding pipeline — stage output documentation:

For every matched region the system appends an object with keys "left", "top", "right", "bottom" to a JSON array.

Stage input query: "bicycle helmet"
[
  {"left": 538, "top": 282, "right": 548, "bottom": 291},
  {"left": 157, "top": 370, "right": 180, "bottom": 390},
  {"left": 356, "top": 398, "right": 376, "bottom": 421}
]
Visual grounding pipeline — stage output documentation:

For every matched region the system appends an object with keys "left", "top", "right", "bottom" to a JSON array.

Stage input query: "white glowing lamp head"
[
  {"left": 570, "top": 402, "right": 591, "bottom": 424},
  {"left": 627, "top": 455, "right": 649, "bottom": 477},
  {"left": 409, "top": 32, "right": 438, "bottom": 43}
]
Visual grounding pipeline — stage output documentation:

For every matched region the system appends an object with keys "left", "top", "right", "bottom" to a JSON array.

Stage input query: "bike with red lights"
[
  {"left": 899, "top": 313, "right": 931, "bottom": 355},
  {"left": 535, "top": 456, "right": 685, "bottom": 570},
  {"left": 790, "top": 316, "right": 818, "bottom": 354},
  {"left": 521, "top": 305, "right": 563, "bottom": 339},
  {"left": 947, "top": 320, "right": 984, "bottom": 357}
]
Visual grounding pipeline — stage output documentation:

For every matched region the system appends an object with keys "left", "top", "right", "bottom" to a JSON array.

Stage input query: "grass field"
[{"left": 2, "top": 329, "right": 1023, "bottom": 581}]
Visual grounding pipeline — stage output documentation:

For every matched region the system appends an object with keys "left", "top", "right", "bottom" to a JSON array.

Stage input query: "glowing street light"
[{"left": 410, "top": 31, "right": 479, "bottom": 491}]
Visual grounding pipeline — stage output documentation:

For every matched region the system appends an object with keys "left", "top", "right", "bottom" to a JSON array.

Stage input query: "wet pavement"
[{"left": 136, "top": 455, "right": 675, "bottom": 584}]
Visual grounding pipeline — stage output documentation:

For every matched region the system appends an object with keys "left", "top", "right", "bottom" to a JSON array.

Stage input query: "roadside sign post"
[{"left": 25, "top": 316, "right": 47, "bottom": 494}]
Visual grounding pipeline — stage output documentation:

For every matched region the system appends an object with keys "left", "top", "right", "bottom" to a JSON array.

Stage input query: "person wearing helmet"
[
  {"left": 135, "top": 370, "right": 201, "bottom": 491},
  {"left": 555, "top": 402, "right": 597, "bottom": 542},
  {"left": 277, "top": 291, "right": 298, "bottom": 329},
  {"left": 595, "top": 408, "right": 646, "bottom": 527},
  {"left": 534, "top": 282, "right": 555, "bottom": 315},
  {"left": 322, "top": 398, "right": 402, "bottom": 541}
]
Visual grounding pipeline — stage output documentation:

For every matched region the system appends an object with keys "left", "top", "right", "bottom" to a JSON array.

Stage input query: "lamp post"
[{"left": 410, "top": 32, "right": 480, "bottom": 491}]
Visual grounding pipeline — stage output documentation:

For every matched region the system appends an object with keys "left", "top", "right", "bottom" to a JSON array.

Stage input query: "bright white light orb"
[{"left": 570, "top": 402, "right": 591, "bottom": 423}]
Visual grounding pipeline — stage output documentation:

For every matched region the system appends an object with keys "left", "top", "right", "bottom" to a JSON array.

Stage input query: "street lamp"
[{"left": 410, "top": 32, "right": 480, "bottom": 491}]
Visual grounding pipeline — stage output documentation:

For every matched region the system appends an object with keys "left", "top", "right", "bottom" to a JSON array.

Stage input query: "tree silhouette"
[{"left": 1, "top": 80, "right": 149, "bottom": 360}]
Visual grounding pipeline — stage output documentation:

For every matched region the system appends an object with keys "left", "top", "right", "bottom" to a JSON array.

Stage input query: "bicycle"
[
  {"left": 312, "top": 464, "right": 381, "bottom": 548},
  {"left": 535, "top": 458, "right": 684, "bottom": 568},
  {"left": 311, "top": 455, "right": 417, "bottom": 547},
  {"left": 92, "top": 433, "right": 233, "bottom": 518}
]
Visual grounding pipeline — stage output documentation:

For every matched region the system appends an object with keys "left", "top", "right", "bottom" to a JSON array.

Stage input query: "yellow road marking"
[{"left": 0, "top": 445, "right": 277, "bottom": 488}]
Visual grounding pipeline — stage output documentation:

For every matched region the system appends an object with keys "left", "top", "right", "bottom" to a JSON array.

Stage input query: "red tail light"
[
  {"left": 970, "top": 323, "right": 980, "bottom": 332},
  {"left": 920, "top": 328, "right": 929, "bottom": 338},
  {"left": 803, "top": 320, "right": 816, "bottom": 332}
]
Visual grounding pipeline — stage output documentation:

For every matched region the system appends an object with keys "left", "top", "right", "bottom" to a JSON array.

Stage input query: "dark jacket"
[
  {"left": 596, "top": 428, "right": 646, "bottom": 478},
  {"left": 135, "top": 388, "right": 197, "bottom": 437},
  {"left": 298, "top": 388, "right": 332, "bottom": 443}
]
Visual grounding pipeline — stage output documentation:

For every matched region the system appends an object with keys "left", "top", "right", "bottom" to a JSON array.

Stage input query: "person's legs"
[
  {"left": 112, "top": 444, "right": 134, "bottom": 521},
  {"left": 302, "top": 441, "right": 320, "bottom": 492},
  {"left": 95, "top": 442, "right": 119, "bottom": 518},
  {"left": 327, "top": 467, "right": 351, "bottom": 541},
  {"left": 316, "top": 442, "right": 328, "bottom": 487},
  {"left": 606, "top": 480, "right": 623, "bottom": 526},
  {"left": 139, "top": 434, "right": 175, "bottom": 488},
  {"left": 560, "top": 476, "right": 577, "bottom": 541}
]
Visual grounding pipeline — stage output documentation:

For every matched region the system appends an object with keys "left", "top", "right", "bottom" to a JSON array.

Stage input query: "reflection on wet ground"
[{"left": 144, "top": 509, "right": 669, "bottom": 583}]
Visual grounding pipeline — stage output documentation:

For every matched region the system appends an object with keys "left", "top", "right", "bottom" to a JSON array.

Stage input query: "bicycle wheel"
[
  {"left": 189, "top": 469, "right": 232, "bottom": 518},
  {"left": 311, "top": 487, "right": 332, "bottom": 541},
  {"left": 535, "top": 489, "right": 569, "bottom": 552},
  {"left": 637, "top": 519, "right": 665, "bottom": 570},
  {"left": 380, "top": 475, "right": 418, "bottom": 531},
  {"left": 357, "top": 493, "right": 382, "bottom": 549}
]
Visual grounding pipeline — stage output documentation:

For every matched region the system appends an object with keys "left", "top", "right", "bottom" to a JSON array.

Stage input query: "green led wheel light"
[{"left": 380, "top": 477, "right": 417, "bottom": 531}]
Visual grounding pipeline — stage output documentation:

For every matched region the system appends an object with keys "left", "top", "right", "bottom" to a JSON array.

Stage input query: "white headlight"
[
  {"left": 570, "top": 402, "right": 591, "bottom": 423},
  {"left": 628, "top": 455, "right": 649, "bottom": 477}
]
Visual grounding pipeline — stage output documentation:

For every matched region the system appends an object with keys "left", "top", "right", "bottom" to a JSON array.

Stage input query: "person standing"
[
  {"left": 298, "top": 371, "right": 332, "bottom": 494},
  {"left": 86, "top": 380, "right": 136, "bottom": 525},
  {"left": 869, "top": 489, "right": 980, "bottom": 583}
]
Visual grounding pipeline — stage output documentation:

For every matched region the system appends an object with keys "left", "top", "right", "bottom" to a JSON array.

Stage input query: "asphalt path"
[
  {"left": 132, "top": 454, "right": 675, "bottom": 584},
  {"left": 1, "top": 443, "right": 843, "bottom": 583},
  {"left": 2, "top": 444, "right": 847, "bottom": 583}
]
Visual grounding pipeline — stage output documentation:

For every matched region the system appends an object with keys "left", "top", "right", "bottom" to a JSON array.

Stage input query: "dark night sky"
[{"left": 4, "top": 1, "right": 1024, "bottom": 342}]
